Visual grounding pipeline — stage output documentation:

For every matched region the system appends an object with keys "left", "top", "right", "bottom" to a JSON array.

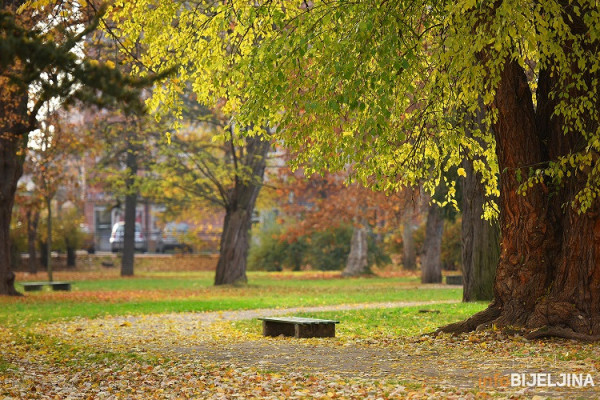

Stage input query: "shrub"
[
  {"left": 249, "top": 222, "right": 390, "bottom": 271},
  {"left": 247, "top": 224, "right": 292, "bottom": 272}
]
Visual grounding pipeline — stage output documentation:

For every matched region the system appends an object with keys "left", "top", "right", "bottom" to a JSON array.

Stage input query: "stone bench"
[
  {"left": 21, "top": 282, "right": 72, "bottom": 292},
  {"left": 258, "top": 317, "right": 339, "bottom": 338}
]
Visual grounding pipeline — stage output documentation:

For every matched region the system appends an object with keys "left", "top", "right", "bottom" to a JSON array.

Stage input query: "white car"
[{"left": 109, "top": 222, "right": 147, "bottom": 253}]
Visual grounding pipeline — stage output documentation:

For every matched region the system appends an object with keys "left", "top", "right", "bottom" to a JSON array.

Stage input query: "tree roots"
[
  {"left": 435, "top": 303, "right": 501, "bottom": 335},
  {"left": 525, "top": 326, "right": 600, "bottom": 342},
  {"left": 435, "top": 302, "right": 600, "bottom": 342}
]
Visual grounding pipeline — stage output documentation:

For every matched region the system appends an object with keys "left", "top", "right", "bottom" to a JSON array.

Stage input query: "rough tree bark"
[
  {"left": 1, "top": 142, "right": 24, "bottom": 287},
  {"left": 214, "top": 134, "right": 270, "bottom": 285},
  {"left": 440, "top": 51, "right": 600, "bottom": 340},
  {"left": 0, "top": 33, "right": 27, "bottom": 295},
  {"left": 26, "top": 209, "right": 39, "bottom": 274},
  {"left": 421, "top": 203, "right": 444, "bottom": 284},
  {"left": 342, "top": 224, "right": 369, "bottom": 277}
]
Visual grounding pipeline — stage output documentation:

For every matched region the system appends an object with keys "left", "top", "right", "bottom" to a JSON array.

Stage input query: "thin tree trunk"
[
  {"left": 39, "top": 241, "right": 48, "bottom": 268},
  {"left": 121, "top": 142, "right": 138, "bottom": 277},
  {"left": 27, "top": 210, "right": 39, "bottom": 274},
  {"left": 421, "top": 203, "right": 443, "bottom": 284},
  {"left": 46, "top": 196, "right": 53, "bottom": 282},
  {"left": 342, "top": 225, "right": 369, "bottom": 276},
  {"left": 66, "top": 246, "right": 76, "bottom": 268},
  {"left": 214, "top": 134, "right": 270, "bottom": 285},
  {"left": 401, "top": 204, "right": 416, "bottom": 270}
]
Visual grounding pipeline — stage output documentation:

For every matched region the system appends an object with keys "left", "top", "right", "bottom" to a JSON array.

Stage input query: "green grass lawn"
[
  {"left": 233, "top": 302, "right": 488, "bottom": 338},
  {"left": 2, "top": 269, "right": 476, "bottom": 331}
]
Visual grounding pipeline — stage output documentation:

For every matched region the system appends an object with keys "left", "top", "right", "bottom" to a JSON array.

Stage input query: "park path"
[
  {"left": 164, "top": 299, "right": 460, "bottom": 325},
  {"left": 63, "top": 299, "right": 460, "bottom": 336}
]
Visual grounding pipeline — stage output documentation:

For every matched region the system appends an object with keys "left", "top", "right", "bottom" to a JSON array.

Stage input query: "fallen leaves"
[{"left": 1, "top": 308, "right": 600, "bottom": 399}]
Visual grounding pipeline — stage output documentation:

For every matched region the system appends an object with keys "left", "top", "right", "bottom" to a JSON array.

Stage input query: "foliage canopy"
[{"left": 111, "top": 1, "right": 600, "bottom": 218}]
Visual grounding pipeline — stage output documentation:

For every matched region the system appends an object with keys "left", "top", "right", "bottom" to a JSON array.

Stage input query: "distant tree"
[
  {"left": 421, "top": 202, "right": 444, "bottom": 284},
  {"left": 26, "top": 111, "right": 89, "bottom": 279},
  {"left": 421, "top": 170, "right": 460, "bottom": 284},
  {"left": 55, "top": 208, "right": 87, "bottom": 267},
  {"left": 273, "top": 169, "right": 398, "bottom": 276},
  {"left": 146, "top": 113, "right": 271, "bottom": 285},
  {"left": 0, "top": 1, "right": 156, "bottom": 295},
  {"left": 399, "top": 189, "right": 420, "bottom": 271},
  {"left": 89, "top": 113, "right": 154, "bottom": 276}
]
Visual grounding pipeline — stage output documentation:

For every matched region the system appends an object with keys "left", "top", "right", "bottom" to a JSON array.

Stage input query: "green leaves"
[{"left": 112, "top": 0, "right": 600, "bottom": 216}]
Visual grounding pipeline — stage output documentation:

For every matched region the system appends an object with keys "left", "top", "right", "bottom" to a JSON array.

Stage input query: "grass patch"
[
  {"left": 2, "top": 271, "right": 462, "bottom": 328},
  {"left": 233, "top": 302, "right": 488, "bottom": 338},
  {"left": 310, "top": 302, "right": 488, "bottom": 337},
  {"left": 0, "top": 357, "right": 15, "bottom": 373},
  {"left": 21, "top": 271, "right": 420, "bottom": 291}
]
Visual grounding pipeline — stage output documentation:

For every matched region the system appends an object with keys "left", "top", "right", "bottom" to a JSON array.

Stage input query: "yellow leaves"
[
  {"left": 493, "top": 40, "right": 503, "bottom": 53},
  {"left": 3, "top": 313, "right": 596, "bottom": 399},
  {"left": 457, "top": 168, "right": 466, "bottom": 178},
  {"left": 18, "top": 0, "right": 52, "bottom": 13},
  {"left": 458, "top": 0, "right": 477, "bottom": 12},
  {"left": 111, "top": 0, "right": 600, "bottom": 224}
]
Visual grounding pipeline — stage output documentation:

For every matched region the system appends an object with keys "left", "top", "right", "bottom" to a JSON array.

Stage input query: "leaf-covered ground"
[{"left": 2, "top": 301, "right": 599, "bottom": 399}]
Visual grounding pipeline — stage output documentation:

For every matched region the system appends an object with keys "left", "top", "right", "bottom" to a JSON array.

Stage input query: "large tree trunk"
[
  {"left": 214, "top": 134, "right": 270, "bottom": 285},
  {"left": 121, "top": 142, "right": 138, "bottom": 277},
  {"left": 0, "top": 74, "right": 28, "bottom": 296},
  {"left": 441, "top": 53, "right": 600, "bottom": 340},
  {"left": 214, "top": 207, "right": 254, "bottom": 285},
  {"left": 421, "top": 203, "right": 443, "bottom": 283},
  {"left": 26, "top": 209, "right": 39, "bottom": 274},
  {"left": 342, "top": 225, "right": 369, "bottom": 276},
  {"left": 401, "top": 204, "right": 417, "bottom": 270}
]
